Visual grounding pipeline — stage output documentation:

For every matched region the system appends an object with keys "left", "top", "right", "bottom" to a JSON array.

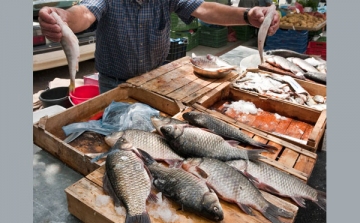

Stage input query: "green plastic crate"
[
  {"left": 232, "top": 25, "right": 256, "bottom": 41},
  {"left": 170, "top": 29, "right": 199, "bottom": 51},
  {"left": 203, "top": 0, "right": 230, "bottom": 5},
  {"left": 170, "top": 13, "right": 199, "bottom": 32},
  {"left": 199, "top": 26, "right": 228, "bottom": 48}
]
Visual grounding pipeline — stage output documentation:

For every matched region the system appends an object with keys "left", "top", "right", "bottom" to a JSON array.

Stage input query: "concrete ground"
[{"left": 33, "top": 35, "right": 326, "bottom": 222}]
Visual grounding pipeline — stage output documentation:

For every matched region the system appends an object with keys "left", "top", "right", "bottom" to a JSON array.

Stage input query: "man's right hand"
[{"left": 38, "top": 7, "right": 66, "bottom": 42}]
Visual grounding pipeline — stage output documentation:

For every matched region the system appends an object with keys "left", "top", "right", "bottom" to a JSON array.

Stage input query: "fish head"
[
  {"left": 201, "top": 191, "right": 224, "bottom": 222},
  {"left": 114, "top": 136, "right": 133, "bottom": 151},
  {"left": 182, "top": 111, "right": 205, "bottom": 125},
  {"left": 160, "top": 124, "right": 184, "bottom": 140},
  {"left": 105, "top": 131, "right": 125, "bottom": 147}
]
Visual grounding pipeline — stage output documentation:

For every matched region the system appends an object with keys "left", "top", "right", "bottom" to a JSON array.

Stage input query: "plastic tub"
[
  {"left": 39, "top": 87, "right": 72, "bottom": 108},
  {"left": 69, "top": 85, "right": 100, "bottom": 105}
]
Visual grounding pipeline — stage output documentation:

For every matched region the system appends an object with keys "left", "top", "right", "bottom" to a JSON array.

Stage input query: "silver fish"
[
  {"left": 258, "top": 4, "right": 276, "bottom": 64},
  {"left": 266, "top": 49, "right": 311, "bottom": 60},
  {"left": 103, "top": 137, "right": 153, "bottom": 223},
  {"left": 139, "top": 149, "right": 224, "bottom": 222},
  {"left": 226, "top": 159, "right": 326, "bottom": 211},
  {"left": 51, "top": 12, "right": 79, "bottom": 93},
  {"left": 160, "top": 124, "right": 265, "bottom": 161},
  {"left": 313, "top": 95, "right": 325, "bottom": 104},
  {"left": 287, "top": 57, "right": 319, "bottom": 73},
  {"left": 303, "top": 71, "right": 326, "bottom": 85},
  {"left": 190, "top": 53, "right": 236, "bottom": 72},
  {"left": 150, "top": 115, "right": 188, "bottom": 136},
  {"left": 183, "top": 158, "right": 294, "bottom": 223},
  {"left": 265, "top": 55, "right": 305, "bottom": 80}
]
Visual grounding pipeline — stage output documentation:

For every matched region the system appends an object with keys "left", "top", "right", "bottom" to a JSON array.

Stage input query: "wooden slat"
[
  {"left": 284, "top": 120, "right": 309, "bottom": 139},
  {"left": 251, "top": 111, "right": 280, "bottom": 132},
  {"left": 273, "top": 117, "right": 292, "bottom": 134},
  {"left": 300, "top": 125, "right": 314, "bottom": 142},
  {"left": 278, "top": 149, "right": 300, "bottom": 168},
  {"left": 294, "top": 155, "right": 317, "bottom": 176},
  {"left": 307, "top": 109, "right": 327, "bottom": 147},
  {"left": 262, "top": 141, "right": 283, "bottom": 160}
]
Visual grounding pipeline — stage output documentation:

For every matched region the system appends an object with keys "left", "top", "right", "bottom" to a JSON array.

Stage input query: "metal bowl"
[{"left": 192, "top": 65, "right": 233, "bottom": 79}]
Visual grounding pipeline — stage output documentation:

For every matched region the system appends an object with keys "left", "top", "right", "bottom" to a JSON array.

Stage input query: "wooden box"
[{"left": 33, "top": 84, "right": 185, "bottom": 176}]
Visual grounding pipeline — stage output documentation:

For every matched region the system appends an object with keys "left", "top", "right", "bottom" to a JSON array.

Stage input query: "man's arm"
[{"left": 38, "top": 5, "right": 96, "bottom": 42}]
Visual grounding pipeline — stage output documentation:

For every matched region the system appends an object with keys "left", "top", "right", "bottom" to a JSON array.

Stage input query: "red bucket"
[{"left": 69, "top": 85, "right": 100, "bottom": 105}]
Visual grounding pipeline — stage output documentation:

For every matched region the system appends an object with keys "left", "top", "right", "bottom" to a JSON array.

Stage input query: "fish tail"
[
  {"left": 262, "top": 202, "right": 294, "bottom": 223},
  {"left": 314, "top": 190, "right": 326, "bottom": 211},
  {"left": 250, "top": 142, "right": 278, "bottom": 154},
  {"left": 69, "top": 80, "right": 75, "bottom": 93},
  {"left": 246, "top": 149, "right": 267, "bottom": 161},
  {"left": 125, "top": 212, "right": 151, "bottom": 223}
]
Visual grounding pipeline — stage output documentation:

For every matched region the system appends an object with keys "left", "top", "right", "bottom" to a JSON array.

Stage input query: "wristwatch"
[{"left": 243, "top": 8, "right": 251, "bottom": 26}]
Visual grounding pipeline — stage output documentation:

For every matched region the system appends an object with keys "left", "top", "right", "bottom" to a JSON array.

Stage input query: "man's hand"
[
  {"left": 248, "top": 6, "right": 280, "bottom": 36},
  {"left": 38, "top": 7, "right": 66, "bottom": 42}
]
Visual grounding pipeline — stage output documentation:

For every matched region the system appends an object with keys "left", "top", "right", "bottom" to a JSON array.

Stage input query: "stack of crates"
[
  {"left": 164, "top": 38, "right": 188, "bottom": 64},
  {"left": 199, "top": 25, "right": 228, "bottom": 48},
  {"left": 265, "top": 29, "right": 309, "bottom": 54},
  {"left": 306, "top": 36, "right": 326, "bottom": 60},
  {"left": 231, "top": 25, "right": 256, "bottom": 41},
  {"left": 170, "top": 13, "right": 199, "bottom": 51}
]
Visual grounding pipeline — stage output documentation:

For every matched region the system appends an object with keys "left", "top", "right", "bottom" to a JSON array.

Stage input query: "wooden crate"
[
  {"left": 126, "top": 56, "right": 239, "bottom": 105},
  {"left": 65, "top": 166, "right": 298, "bottom": 223},
  {"left": 33, "top": 84, "right": 185, "bottom": 176}
]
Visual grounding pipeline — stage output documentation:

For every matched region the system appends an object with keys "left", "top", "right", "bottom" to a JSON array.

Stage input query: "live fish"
[
  {"left": 138, "top": 149, "right": 224, "bottom": 222},
  {"left": 51, "top": 12, "right": 79, "bottom": 93},
  {"left": 183, "top": 158, "right": 294, "bottom": 223},
  {"left": 258, "top": 4, "right": 276, "bottom": 64},
  {"left": 226, "top": 159, "right": 326, "bottom": 211},
  {"left": 190, "top": 53, "right": 236, "bottom": 73},
  {"left": 160, "top": 124, "right": 265, "bottom": 161},
  {"left": 104, "top": 129, "right": 184, "bottom": 167},
  {"left": 182, "top": 111, "right": 277, "bottom": 153},
  {"left": 103, "top": 137, "right": 155, "bottom": 223},
  {"left": 265, "top": 55, "right": 306, "bottom": 80}
]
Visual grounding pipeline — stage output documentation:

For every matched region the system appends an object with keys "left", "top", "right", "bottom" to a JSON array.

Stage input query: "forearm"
[
  {"left": 63, "top": 5, "right": 96, "bottom": 33},
  {"left": 192, "top": 2, "right": 249, "bottom": 26}
]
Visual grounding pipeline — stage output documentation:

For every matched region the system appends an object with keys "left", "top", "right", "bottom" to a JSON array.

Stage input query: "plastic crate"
[
  {"left": 232, "top": 25, "right": 256, "bottom": 41},
  {"left": 265, "top": 29, "right": 309, "bottom": 53},
  {"left": 170, "top": 29, "right": 199, "bottom": 51},
  {"left": 203, "top": 0, "right": 230, "bottom": 5},
  {"left": 165, "top": 38, "right": 188, "bottom": 62},
  {"left": 199, "top": 26, "right": 228, "bottom": 48},
  {"left": 170, "top": 13, "right": 198, "bottom": 32}
]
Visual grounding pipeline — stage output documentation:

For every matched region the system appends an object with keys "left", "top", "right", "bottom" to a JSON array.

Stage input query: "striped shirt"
[{"left": 81, "top": 0, "right": 203, "bottom": 80}]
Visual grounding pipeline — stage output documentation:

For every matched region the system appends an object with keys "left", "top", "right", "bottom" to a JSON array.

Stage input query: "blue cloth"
[{"left": 80, "top": 0, "right": 203, "bottom": 81}]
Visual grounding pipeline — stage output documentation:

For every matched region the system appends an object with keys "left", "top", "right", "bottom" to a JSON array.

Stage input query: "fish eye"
[{"left": 214, "top": 206, "right": 219, "bottom": 212}]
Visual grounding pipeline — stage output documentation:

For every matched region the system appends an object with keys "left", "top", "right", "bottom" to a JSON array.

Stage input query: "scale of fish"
[{"left": 51, "top": 12, "right": 80, "bottom": 93}]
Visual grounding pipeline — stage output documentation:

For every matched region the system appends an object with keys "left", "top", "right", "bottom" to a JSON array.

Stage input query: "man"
[{"left": 39, "top": 0, "right": 279, "bottom": 93}]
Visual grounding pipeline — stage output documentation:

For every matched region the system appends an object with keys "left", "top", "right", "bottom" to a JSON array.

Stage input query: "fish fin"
[
  {"left": 314, "top": 190, "right": 326, "bottom": 211},
  {"left": 292, "top": 196, "right": 307, "bottom": 208},
  {"left": 165, "top": 159, "right": 183, "bottom": 168},
  {"left": 249, "top": 142, "right": 278, "bottom": 154},
  {"left": 147, "top": 192, "right": 158, "bottom": 203},
  {"left": 244, "top": 171, "right": 261, "bottom": 185},
  {"left": 263, "top": 202, "right": 294, "bottom": 220},
  {"left": 225, "top": 140, "right": 240, "bottom": 146},
  {"left": 235, "top": 202, "right": 254, "bottom": 216},
  {"left": 103, "top": 172, "right": 123, "bottom": 207},
  {"left": 195, "top": 166, "right": 209, "bottom": 179},
  {"left": 125, "top": 212, "right": 151, "bottom": 223},
  {"left": 246, "top": 149, "right": 267, "bottom": 161},
  {"left": 191, "top": 53, "right": 197, "bottom": 58},
  {"left": 137, "top": 148, "right": 156, "bottom": 166},
  {"left": 258, "top": 183, "right": 281, "bottom": 195},
  {"left": 69, "top": 81, "right": 75, "bottom": 93}
]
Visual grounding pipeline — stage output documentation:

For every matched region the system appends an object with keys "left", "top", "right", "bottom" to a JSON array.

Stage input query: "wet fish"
[
  {"left": 304, "top": 57, "right": 326, "bottom": 67},
  {"left": 183, "top": 158, "right": 294, "bottom": 223},
  {"left": 51, "top": 11, "right": 79, "bottom": 93},
  {"left": 303, "top": 71, "right": 326, "bottom": 85},
  {"left": 138, "top": 149, "right": 224, "bottom": 222},
  {"left": 103, "top": 137, "right": 154, "bottom": 223},
  {"left": 313, "top": 95, "right": 325, "bottom": 104},
  {"left": 190, "top": 53, "right": 236, "bottom": 73},
  {"left": 182, "top": 111, "right": 277, "bottom": 153},
  {"left": 150, "top": 115, "right": 188, "bottom": 136},
  {"left": 265, "top": 49, "right": 311, "bottom": 60},
  {"left": 160, "top": 124, "right": 265, "bottom": 161},
  {"left": 226, "top": 159, "right": 326, "bottom": 211},
  {"left": 258, "top": 4, "right": 276, "bottom": 64},
  {"left": 287, "top": 57, "right": 319, "bottom": 73},
  {"left": 104, "top": 129, "right": 184, "bottom": 167},
  {"left": 265, "top": 55, "right": 306, "bottom": 80}
]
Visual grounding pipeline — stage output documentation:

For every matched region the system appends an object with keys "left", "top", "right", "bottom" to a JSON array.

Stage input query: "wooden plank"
[
  {"left": 307, "top": 109, "right": 327, "bottom": 148},
  {"left": 274, "top": 118, "right": 292, "bottom": 134},
  {"left": 66, "top": 167, "right": 298, "bottom": 223},
  {"left": 262, "top": 141, "right": 283, "bottom": 160},
  {"left": 126, "top": 57, "right": 190, "bottom": 86},
  {"left": 294, "top": 155, "right": 317, "bottom": 177},
  {"left": 251, "top": 111, "right": 280, "bottom": 132},
  {"left": 278, "top": 149, "right": 300, "bottom": 168},
  {"left": 284, "top": 120, "right": 309, "bottom": 139},
  {"left": 300, "top": 125, "right": 314, "bottom": 142}
]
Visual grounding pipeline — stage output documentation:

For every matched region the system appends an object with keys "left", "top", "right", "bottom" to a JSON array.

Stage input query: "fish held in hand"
[
  {"left": 138, "top": 149, "right": 224, "bottom": 222},
  {"left": 160, "top": 124, "right": 265, "bottom": 161},
  {"left": 183, "top": 158, "right": 294, "bottom": 223},
  {"left": 258, "top": 4, "right": 276, "bottom": 64},
  {"left": 182, "top": 111, "right": 277, "bottom": 153},
  {"left": 51, "top": 11, "right": 79, "bottom": 93},
  {"left": 103, "top": 138, "right": 154, "bottom": 223},
  {"left": 226, "top": 159, "right": 326, "bottom": 211}
]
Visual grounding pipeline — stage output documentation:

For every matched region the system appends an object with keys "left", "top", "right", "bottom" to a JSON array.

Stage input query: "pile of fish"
[
  {"left": 263, "top": 49, "right": 327, "bottom": 85},
  {"left": 233, "top": 71, "right": 327, "bottom": 111},
  {"left": 91, "top": 111, "right": 326, "bottom": 223}
]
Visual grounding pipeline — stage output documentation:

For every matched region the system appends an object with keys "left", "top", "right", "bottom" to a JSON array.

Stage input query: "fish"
[
  {"left": 286, "top": 57, "right": 319, "bottom": 73},
  {"left": 313, "top": 95, "right": 325, "bottom": 104},
  {"left": 265, "top": 49, "right": 311, "bottom": 60},
  {"left": 304, "top": 57, "right": 326, "bottom": 67},
  {"left": 104, "top": 129, "right": 184, "bottom": 167},
  {"left": 160, "top": 124, "right": 265, "bottom": 161},
  {"left": 182, "top": 111, "right": 277, "bottom": 153},
  {"left": 103, "top": 137, "right": 154, "bottom": 223},
  {"left": 265, "top": 55, "right": 306, "bottom": 80},
  {"left": 183, "top": 158, "right": 294, "bottom": 223},
  {"left": 226, "top": 159, "right": 326, "bottom": 211},
  {"left": 303, "top": 71, "right": 326, "bottom": 85},
  {"left": 190, "top": 53, "right": 236, "bottom": 73},
  {"left": 258, "top": 4, "right": 276, "bottom": 64},
  {"left": 138, "top": 149, "right": 224, "bottom": 222},
  {"left": 150, "top": 115, "right": 188, "bottom": 136},
  {"left": 50, "top": 12, "right": 79, "bottom": 93}
]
